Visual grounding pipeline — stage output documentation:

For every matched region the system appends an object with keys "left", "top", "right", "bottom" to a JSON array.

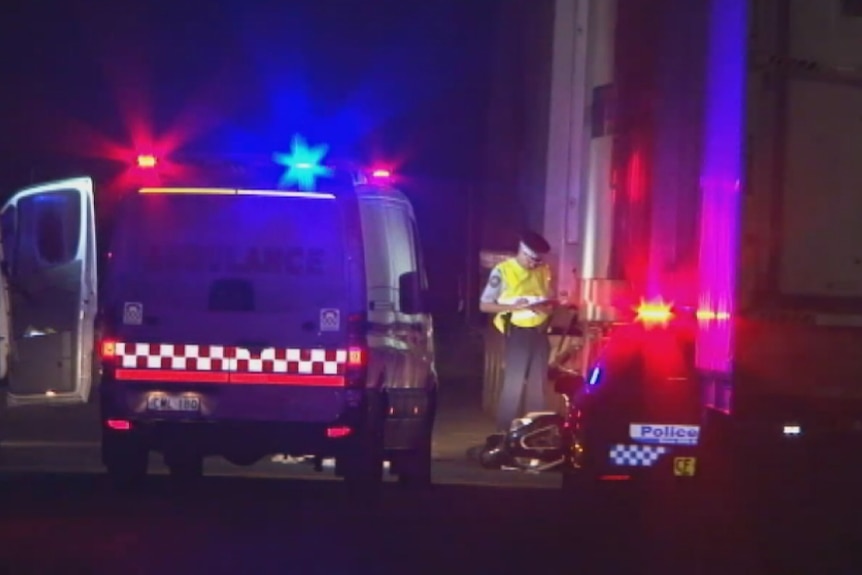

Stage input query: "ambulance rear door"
[{"left": 1, "top": 177, "right": 98, "bottom": 406}]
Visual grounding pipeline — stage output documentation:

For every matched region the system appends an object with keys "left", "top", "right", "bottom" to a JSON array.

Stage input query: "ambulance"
[{"left": 0, "top": 139, "right": 438, "bottom": 493}]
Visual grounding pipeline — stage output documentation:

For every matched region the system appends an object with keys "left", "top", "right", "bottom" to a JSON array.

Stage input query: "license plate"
[
  {"left": 146, "top": 394, "right": 201, "bottom": 412},
  {"left": 673, "top": 456, "right": 697, "bottom": 477}
]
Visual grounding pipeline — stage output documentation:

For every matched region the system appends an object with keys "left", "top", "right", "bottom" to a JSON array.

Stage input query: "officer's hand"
[
  {"left": 512, "top": 298, "right": 532, "bottom": 310},
  {"left": 532, "top": 302, "right": 555, "bottom": 314}
]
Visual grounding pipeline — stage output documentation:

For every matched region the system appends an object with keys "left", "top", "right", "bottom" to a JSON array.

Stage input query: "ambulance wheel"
[
  {"left": 343, "top": 392, "right": 385, "bottom": 499},
  {"left": 102, "top": 433, "right": 149, "bottom": 489},
  {"left": 396, "top": 434, "right": 432, "bottom": 489},
  {"left": 396, "top": 394, "right": 435, "bottom": 489}
]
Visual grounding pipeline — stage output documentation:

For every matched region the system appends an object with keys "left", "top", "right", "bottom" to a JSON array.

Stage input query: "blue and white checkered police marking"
[
  {"left": 629, "top": 423, "right": 700, "bottom": 446},
  {"left": 609, "top": 444, "right": 668, "bottom": 467}
]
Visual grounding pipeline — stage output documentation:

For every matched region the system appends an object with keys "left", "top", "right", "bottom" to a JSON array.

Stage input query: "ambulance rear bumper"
[
  {"left": 100, "top": 377, "right": 364, "bottom": 424},
  {"left": 99, "top": 379, "right": 366, "bottom": 457}
]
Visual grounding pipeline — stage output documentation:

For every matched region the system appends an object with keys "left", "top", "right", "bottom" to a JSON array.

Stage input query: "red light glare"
[
  {"left": 326, "top": 426, "right": 352, "bottom": 438},
  {"left": 106, "top": 419, "right": 131, "bottom": 431},
  {"left": 371, "top": 169, "right": 391, "bottom": 179},
  {"left": 696, "top": 309, "right": 731, "bottom": 321},
  {"left": 137, "top": 154, "right": 158, "bottom": 168},
  {"left": 635, "top": 300, "right": 674, "bottom": 325},
  {"left": 348, "top": 346, "right": 365, "bottom": 367},
  {"left": 101, "top": 340, "right": 117, "bottom": 359}
]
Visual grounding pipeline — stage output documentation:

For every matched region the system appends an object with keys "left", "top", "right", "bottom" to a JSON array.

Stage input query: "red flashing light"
[
  {"left": 635, "top": 300, "right": 674, "bottom": 325},
  {"left": 371, "top": 169, "right": 391, "bottom": 179},
  {"left": 137, "top": 154, "right": 158, "bottom": 168}
]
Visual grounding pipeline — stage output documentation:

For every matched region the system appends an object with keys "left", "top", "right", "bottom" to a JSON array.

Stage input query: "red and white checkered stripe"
[{"left": 115, "top": 342, "right": 348, "bottom": 375}]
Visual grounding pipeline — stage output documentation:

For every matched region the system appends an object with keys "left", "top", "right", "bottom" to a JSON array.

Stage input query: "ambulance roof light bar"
[{"left": 137, "top": 154, "right": 158, "bottom": 169}]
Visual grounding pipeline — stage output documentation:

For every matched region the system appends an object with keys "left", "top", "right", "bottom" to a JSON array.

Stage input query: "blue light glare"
[
  {"left": 272, "top": 134, "right": 333, "bottom": 191},
  {"left": 588, "top": 365, "right": 602, "bottom": 386}
]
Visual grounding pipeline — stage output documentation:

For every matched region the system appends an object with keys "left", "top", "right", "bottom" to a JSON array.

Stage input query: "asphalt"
[
  {"left": 0, "top": 325, "right": 859, "bottom": 573},
  {"left": 0, "top": 380, "right": 558, "bottom": 491}
]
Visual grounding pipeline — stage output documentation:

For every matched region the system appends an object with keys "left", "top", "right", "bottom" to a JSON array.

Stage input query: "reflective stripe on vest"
[{"left": 493, "top": 258, "right": 551, "bottom": 333}]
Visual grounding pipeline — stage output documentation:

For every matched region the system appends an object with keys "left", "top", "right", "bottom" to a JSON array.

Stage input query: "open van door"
[{"left": 1, "top": 177, "right": 98, "bottom": 407}]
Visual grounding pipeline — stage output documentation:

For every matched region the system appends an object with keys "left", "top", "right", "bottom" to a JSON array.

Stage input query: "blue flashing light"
[
  {"left": 588, "top": 365, "right": 601, "bottom": 386},
  {"left": 272, "top": 134, "right": 333, "bottom": 191}
]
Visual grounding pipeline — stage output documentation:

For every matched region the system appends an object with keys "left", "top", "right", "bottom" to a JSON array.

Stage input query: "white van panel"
[
  {"left": 359, "top": 198, "right": 418, "bottom": 316},
  {"left": 107, "top": 192, "right": 352, "bottom": 348}
]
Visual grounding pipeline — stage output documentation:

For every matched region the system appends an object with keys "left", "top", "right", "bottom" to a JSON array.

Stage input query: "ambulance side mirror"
[{"left": 398, "top": 271, "right": 428, "bottom": 315}]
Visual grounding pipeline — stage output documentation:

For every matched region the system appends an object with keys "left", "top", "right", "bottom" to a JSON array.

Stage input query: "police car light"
[
  {"left": 588, "top": 365, "right": 601, "bottom": 386},
  {"left": 137, "top": 154, "right": 158, "bottom": 168},
  {"left": 635, "top": 300, "right": 674, "bottom": 325},
  {"left": 371, "top": 168, "right": 391, "bottom": 179}
]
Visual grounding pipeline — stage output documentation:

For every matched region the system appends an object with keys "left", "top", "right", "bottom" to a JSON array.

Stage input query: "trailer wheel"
[{"left": 396, "top": 434, "right": 432, "bottom": 489}]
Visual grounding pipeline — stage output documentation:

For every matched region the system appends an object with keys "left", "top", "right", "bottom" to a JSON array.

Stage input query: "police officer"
[{"left": 480, "top": 231, "right": 555, "bottom": 431}]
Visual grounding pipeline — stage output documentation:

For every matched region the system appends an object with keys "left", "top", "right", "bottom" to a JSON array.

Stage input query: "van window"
[
  {"left": 359, "top": 200, "right": 420, "bottom": 313},
  {"left": 17, "top": 191, "right": 81, "bottom": 269},
  {"left": 409, "top": 219, "right": 428, "bottom": 290},
  {"left": 108, "top": 193, "right": 350, "bottom": 314}
]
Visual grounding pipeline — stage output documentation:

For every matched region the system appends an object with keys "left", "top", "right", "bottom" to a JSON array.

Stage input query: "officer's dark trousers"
[{"left": 497, "top": 324, "right": 550, "bottom": 431}]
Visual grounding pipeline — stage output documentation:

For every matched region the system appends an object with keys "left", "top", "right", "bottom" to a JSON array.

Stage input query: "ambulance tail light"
[
  {"left": 101, "top": 339, "right": 118, "bottom": 360},
  {"left": 99, "top": 337, "right": 121, "bottom": 382},
  {"left": 348, "top": 347, "right": 366, "bottom": 369}
]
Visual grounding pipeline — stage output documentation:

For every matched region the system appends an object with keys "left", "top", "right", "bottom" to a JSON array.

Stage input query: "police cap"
[{"left": 520, "top": 230, "right": 551, "bottom": 255}]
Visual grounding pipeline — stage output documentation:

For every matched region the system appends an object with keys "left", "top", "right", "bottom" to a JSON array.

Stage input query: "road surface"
[{"left": 1, "top": 325, "right": 859, "bottom": 575}]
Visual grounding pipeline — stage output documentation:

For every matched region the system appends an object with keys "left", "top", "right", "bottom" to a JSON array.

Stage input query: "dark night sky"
[
  {"left": 0, "top": 0, "right": 500, "bottom": 187},
  {"left": 0, "top": 0, "right": 505, "bottom": 304}
]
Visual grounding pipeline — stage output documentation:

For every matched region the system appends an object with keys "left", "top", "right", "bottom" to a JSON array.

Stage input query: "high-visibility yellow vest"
[{"left": 493, "top": 258, "right": 551, "bottom": 333}]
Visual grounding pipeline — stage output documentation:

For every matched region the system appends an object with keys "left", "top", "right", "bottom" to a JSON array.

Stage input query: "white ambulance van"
[{"left": 0, "top": 165, "right": 437, "bottom": 494}]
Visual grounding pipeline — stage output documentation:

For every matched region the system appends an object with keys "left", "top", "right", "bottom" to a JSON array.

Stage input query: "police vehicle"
[
  {"left": 558, "top": 301, "right": 702, "bottom": 492},
  {"left": 0, "top": 137, "right": 437, "bottom": 493},
  {"left": 477, "top": 301, "right": 702, "bottom": 488}
]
